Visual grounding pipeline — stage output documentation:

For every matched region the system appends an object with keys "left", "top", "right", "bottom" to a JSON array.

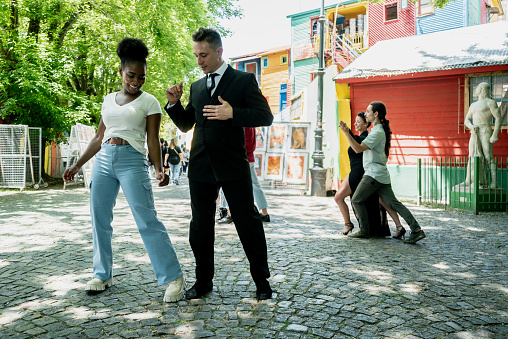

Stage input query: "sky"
[{"left": 220, "top": 0, "right": 338, "bottom": 60}]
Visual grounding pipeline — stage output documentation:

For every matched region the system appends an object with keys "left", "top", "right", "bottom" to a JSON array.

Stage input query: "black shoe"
[
  {"left": 255, "top": 280, "right": 273, "bottom": 300},
  {"left": 217, "top": 208, "right": 228, "bottom": 220},
  {"left": 218, "top": 215, "right": 233, "bottom": 224},
  {"left": 185, "top": 282, "right": 213, "bottom": 299},
  {"left": 259, "top": 213, "right": 270, "bottom": 222},
  {"left": 348, "top": 230, "right": 371, "bottom": 238},
  {"left": 403, "top": 230, "right": 426, "bottom": 244}
]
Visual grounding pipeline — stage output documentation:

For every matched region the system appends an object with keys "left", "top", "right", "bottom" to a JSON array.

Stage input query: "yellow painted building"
[{"left": 259, "top": 46, "right": 291, "bottom": 114}]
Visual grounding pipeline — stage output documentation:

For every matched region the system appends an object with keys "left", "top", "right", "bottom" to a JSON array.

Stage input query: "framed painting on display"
[
  {"left": 268, "top": 124, "right": 287, "bottom": 152},
  {"left": 264, "top": 153, "right": 284, "bottom": 180},
  {"left": 255, "top": 126, "right": 268, "bottom": 151},
  {"left": 284, "top": 153, "right": 308, "bottom": 184},
  {"left": 253, "top": 152, "right": 265, "bottom": 179},
  {"left": 287, "top": 124, "right": 309, "bottom": 152}
]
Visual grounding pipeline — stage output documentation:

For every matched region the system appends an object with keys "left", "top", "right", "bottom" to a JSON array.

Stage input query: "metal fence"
[
  {"left": 0, "top": 125, "right": 29, "bottom": 190},
  {"left": 417, "top": 156, "right": 508, "bottom": 214},
  {"left": 0, "top": 125, "right": 47, "bottom": 190}
]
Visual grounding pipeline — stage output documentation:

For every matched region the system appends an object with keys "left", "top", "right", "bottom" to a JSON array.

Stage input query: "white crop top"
[{"left": 101, "top": 91, "right": 162, "bottom": 154}]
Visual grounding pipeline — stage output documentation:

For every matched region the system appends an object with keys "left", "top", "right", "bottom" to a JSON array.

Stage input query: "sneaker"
[
  {"left": 403, "top": 230, "right": 426, "bottom": 244},
  {"left": 164, "top": 276, "right": 185, "bottom": 302},
  {"left": 259, "top": 213, "right": 270, "bottom": 222},
  {"left": 218, "top": 215, "right": 234, "bottom": 224},
  {"left": 85, "top": 278, "right": 113, "bottom": 292}
]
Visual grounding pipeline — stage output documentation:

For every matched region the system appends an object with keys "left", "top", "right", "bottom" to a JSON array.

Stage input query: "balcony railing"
[{"left": 312, "top": 31, "right": 367, "bottom": 67}]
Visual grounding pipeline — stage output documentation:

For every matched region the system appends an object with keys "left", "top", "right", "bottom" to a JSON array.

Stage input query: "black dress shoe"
[
  {"left": 256, "top": 286, "right": 273, "bottom": 300},
  {"left": 259, "top": 213, "right": 270, "bottom": 222},
  {"left": 185, "top": 282, "right": 213, "bottom": 299},
  {"left": 217, "top": 215, "right": 233, "bottom": 224},
  {"left": 255, "top": 280, "right": 273, "bottom": 300}
]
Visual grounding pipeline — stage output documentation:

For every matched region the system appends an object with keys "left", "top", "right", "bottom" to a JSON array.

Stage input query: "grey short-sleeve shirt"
[{"left": 362, "top": 124, "right": 391, "bottom": 184}]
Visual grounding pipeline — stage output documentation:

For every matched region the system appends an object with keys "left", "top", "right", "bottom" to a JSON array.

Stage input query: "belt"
[{"left": 107, "top": 137, "right": 130, "bottom": 145}]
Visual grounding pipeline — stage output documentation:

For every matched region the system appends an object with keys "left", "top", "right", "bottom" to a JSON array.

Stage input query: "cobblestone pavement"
[{"left": 1, "top": 177, "right": 507, "bottom": 339}]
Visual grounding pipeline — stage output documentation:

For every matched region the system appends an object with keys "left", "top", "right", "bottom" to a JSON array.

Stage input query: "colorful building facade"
[{"left": 230, "top": 46, "right": 291, "bottom": 115}]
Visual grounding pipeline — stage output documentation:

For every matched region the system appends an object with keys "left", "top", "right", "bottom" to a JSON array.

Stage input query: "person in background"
[
  {"left": 162, "top": 139, "right": 170, "bottom": 175},
  {"left": 245, "top": 127, "right": 270, "bottom": 222},
  {"left": 339, "top": 102, "right": 426, "bottom": 244},
  {"left": 165, "top": 139, "right": 182, "bottom": 185},
  {"left": 63, "top": 37, "right": 185, "bottom": 302},
  {"left": 181, "top": 147, "right": 190, "bottom": 176}
]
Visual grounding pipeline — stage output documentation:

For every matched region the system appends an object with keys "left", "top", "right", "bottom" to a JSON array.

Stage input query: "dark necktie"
[{"left": 207, "top": 73, "right": 218, "bottom": 96}]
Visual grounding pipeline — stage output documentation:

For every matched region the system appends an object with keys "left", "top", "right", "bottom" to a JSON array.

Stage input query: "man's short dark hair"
[{"left": 192, "top": 27, "right": 222, "bottom": 50}]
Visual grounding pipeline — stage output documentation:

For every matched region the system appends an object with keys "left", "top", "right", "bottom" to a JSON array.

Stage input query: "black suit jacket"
[{"left": 165, "top": 65, "right": 273, "bottom": 183}]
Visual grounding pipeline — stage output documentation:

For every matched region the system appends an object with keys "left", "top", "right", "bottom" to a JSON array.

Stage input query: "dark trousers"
[
  {"left": 188, "top": 178, "right": 270, "bottom": 285},
  {"left": 352, "top": 175, "right": 420, "bottom": 234}
]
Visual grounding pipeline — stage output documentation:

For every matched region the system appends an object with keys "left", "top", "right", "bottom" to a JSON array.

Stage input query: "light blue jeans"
[
  {"left": 169, "top": 162, "right": 181, "bottom": 183},
  {"left": 250, "top": 163, "right": 268, "bottom": 210},
  {"left": 90, "top": 143, "right": 182, "bottom": 285},
  {"left": 219, "top": 163, "right": 268, "bottom": 211}
]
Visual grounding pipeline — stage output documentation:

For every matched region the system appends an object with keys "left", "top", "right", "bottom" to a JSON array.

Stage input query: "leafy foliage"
[{"left": 0, "top": 0, "right": 241, "bottom": 143}]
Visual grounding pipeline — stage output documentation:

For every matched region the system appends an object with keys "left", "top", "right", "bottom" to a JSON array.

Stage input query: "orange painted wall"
[{"left": 260, "top": 51, "right": 290, "bottom": 113}]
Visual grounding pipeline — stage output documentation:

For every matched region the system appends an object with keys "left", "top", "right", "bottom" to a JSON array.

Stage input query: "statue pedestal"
[{"left": 450, "top": 184, "right": 506, "bottom": 212}]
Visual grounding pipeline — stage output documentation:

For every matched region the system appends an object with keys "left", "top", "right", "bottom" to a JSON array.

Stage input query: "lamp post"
[{"left": 310, "top": 0, "right": 327, "bottom": 196}]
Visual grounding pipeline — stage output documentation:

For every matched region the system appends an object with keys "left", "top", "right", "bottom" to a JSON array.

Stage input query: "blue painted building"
[{"left": 415, "top": 0, "right": 497, "bottom": 34}]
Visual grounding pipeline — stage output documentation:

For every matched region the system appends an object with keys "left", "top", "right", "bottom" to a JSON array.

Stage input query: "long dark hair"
[
  {"left": 116, "top": 37, "right": 149, "bottom": 67},
  {"left": 370, "top": 102, "right": 391, "bottom": 157}
]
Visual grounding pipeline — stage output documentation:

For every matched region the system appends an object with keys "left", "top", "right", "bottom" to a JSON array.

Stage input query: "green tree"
[{"left": 0, "top": 0, "right": 241, "bottom": 145}]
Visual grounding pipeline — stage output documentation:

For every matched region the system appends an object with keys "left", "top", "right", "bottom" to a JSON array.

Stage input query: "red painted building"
[
  {"left": 334, "top": 22, "right": 508, "bottom": 197},
  {"left": 367, "top": 0, "right": 416, "bottom": 47}
]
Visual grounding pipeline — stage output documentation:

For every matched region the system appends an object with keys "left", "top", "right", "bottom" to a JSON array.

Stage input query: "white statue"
[{"left": 464, "top": 82, "right": 502, "bottom": 188}]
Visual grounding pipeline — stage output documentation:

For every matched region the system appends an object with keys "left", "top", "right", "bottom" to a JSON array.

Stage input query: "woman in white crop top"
[{"left": 63, "top": 37, "right": 185, "bottom": 302}]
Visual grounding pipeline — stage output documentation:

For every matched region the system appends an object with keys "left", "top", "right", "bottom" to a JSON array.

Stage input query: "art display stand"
[{"left": 63, "top": 123, "right": 96, "bottom": 189}]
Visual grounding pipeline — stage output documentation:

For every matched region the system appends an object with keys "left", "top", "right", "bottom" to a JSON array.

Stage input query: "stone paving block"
[
  {"left": 340, "top": 325, "right": 361, "bottom": 337},
  {"left": 277, "top": 331, "right": 303, "bottom": 339}
]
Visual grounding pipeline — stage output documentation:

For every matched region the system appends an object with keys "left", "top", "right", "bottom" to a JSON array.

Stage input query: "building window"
[
  {"left": 245, "top": 62, "right": 257, "bottom": 75},
  {"left": 385, "top": 3, "right": 398, "bottom": 21},
  {"left": 290, "top": 93, "right": 303, "bottom": 120},
  {"left": 310, "top": 17, "right": 319, "bottom": 37},
  {"left": 417, "top": 0, "right": 434, "bottom": 16},
  {"left": 280, "top": 54, "right": 288, "bottom": 65},
  {"left": 467, "top": 73, "right": 508, "bottom": 129},
  {"left": 261, "top": 57, "right": 269, "bottom": 69}
]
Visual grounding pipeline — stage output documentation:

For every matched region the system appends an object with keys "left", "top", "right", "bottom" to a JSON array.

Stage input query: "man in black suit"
[{"left": 164, "top": 27, "right": 273, "bottom": 300}]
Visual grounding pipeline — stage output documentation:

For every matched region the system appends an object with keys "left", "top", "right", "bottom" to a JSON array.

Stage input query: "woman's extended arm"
[
  {"left": 339, "top": 121, "right": 370, "bottom": 153},
  {"left": 146, "top": 114, "right": 169, "bottom": 186}
]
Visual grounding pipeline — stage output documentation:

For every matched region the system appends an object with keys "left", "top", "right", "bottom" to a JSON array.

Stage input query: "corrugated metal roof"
[{"left": 333, "top": 21, "right": 508, "bottom": 81}]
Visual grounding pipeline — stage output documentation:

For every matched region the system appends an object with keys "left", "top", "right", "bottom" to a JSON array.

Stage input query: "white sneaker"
[
  {"left": 85, "top": 278, "right": 113, "bottom": 291},
  {"left": 163, "top": 276, "right": 185, "bottom": 302}
]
